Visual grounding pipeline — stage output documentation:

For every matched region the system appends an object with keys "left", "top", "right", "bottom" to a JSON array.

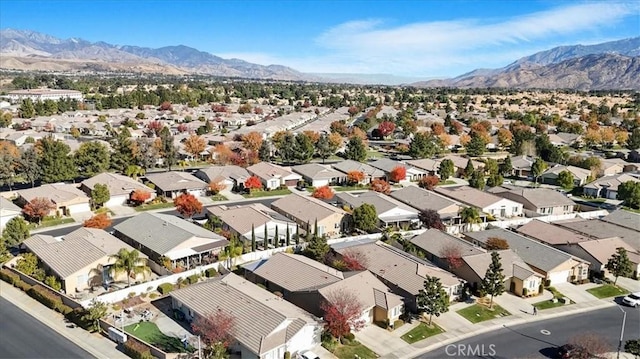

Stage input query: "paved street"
[
  {"left": 417, "top": 306, "right": 640, "bottom": 359},
  {"left": 0, "top": 297, "right": 93, "bottom": 359}
]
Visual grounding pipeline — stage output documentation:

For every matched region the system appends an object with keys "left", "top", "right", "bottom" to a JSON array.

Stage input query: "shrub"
[
  {"left": 58, "top": 304, "right": 73, "bottom": 316},
  {"left": 539, "top": 285, "right": 544, "bottom": 294},
  {"left": 149, "top": 293, "right": 158, "bottom": 299},
  {"left": 112, "top": 304, "right": 121, "bottom": 311},
  {"left": 27, "top": 285, "right": 63, "bottom": 312},
  {"left": 523, "top": 288, "right": 529, "bottom": 297},
  {"left": 157, "top": 283, "right": 174, "bottom": 295},
  {"left": 65, "top": 307, "right": 92, "bottom": 330},
  {"left": 128, "top": 292, "right": 136, "bottom": 298},
  {"left": 284, "top": 351, "right": 291, "bottom": 359},
  {"left": 0, "top": 269, "right": 19, "bottom": 285},
  {"left": 123, "top": 339, "right": 153, "bottom": 359},
  {"left": 140, "top": 292, "right": 147, "bottom": 298},
  {"left": 344, "top": 332, "right": 355, "bottom": 340},
  {"left": 545, "top": 279, "right": 551, "bottom": 287},
  {"left": 205, "top": 268, "right": 218, "bottom": 278},
  {"left": 188, "top": 274, "right": 199, "bottom": 284},
  {"left": 14, "top": 279, "right": 32, "bottom": 292}
]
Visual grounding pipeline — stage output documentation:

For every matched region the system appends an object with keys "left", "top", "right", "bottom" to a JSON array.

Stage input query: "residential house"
[
  {"left": 271, "top": 194, "right": 349, "bottom": 238},
  {"left": 488, "top": 185, "right": 575, "bottom": 216},
  {"left": 600, "top": 158, "right": 626, "bottom": 176},
  {"left": 515, "top": 220, "right": 591, "bottom": 247},
  {"left": 331, "top": 240, "right": 464, "bottom": 312},
  {"left": 455, "top": 249, "right": 543, "bottom": 297},
  {"left": 171, "top": 273, "right": 321, "bottom": 359},
  {"left": 600, "top": 210, "right": 640, "bottom": 231},
  {"left": 245, "top": 252, "right": 404, "bottom": 326},
  {"left": 435, "top": 186, "right": 523, "bottom": 219},
  {"left": 555, "top": 219, "right": 640, "bottom": 251},
  {"left": 247, "top": 162, "right": 302, "bottom": 190},
  {"left": 335, "top": 191, "right": 419, "bottom": 228},
  {"left": 462, "top": 228, "right": 590, "bottom": 285},
  {"left": 389, "top": 186, "right": 470, "bottom": 230},
  {"left": 291, "top": 164, "right": 346, "bottom": 187},
  {"left": 194, "top": 165, "right": 250, "bottom": 191},
  {"left": 113, "top": 212, "right": 228, "bottom": 269},
  {"left": 438, "top": 155, "right": 483, "bottom": 178},
  {"left": 405, "top": 158, "right": 439, "bottom": 176},
  {"left": 331, "top": 160, "right": 385, "bottom": 184},
  {"left": 22, "top": 227, "right": 149, "bottom": 295},
  {"left": 0, "top": 197, "right": 22, "bottom": 232},
  {"left": 368, "top": 158, "right": 426, "bottom": 182},
  {"left": 409, "top": 229, "right": 486, "bottom": 270},
  {"left": 555, "top": 237, "right": 640, "bottom": 278},
  {"left": 540, "top": 165, "right": 591, "bottom": 187},
  {"left": 207, "top": 203, "right": 297, "bottom": 246},
  {"left": 582, "top": 173, "right": 639, "bottom": 199},
  {"left": 510, "top": 156, "right": 534, "bottom": 179},
  {"left": 144, "top": 171, "right": 208, "bottom": 199},
  {"left": 16, "top": 183, "right": 91, "bottom": 217},
  {"left": 80, "top": 172, "right": 155, "bottom": 207}
]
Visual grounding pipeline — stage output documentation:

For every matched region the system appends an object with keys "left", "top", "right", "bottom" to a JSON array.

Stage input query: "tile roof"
[
  {"left": 318, "top": 271, "right": 404, "bottom": 311},
  {"left": 291, "top": 163, "right": 345, "bottom": 180},
  {"left": 515, "top": 220, "right": 590, "bottom": 245},
  {"left": 271, "top": 193, "right": 346, "bottom": 224},
  {"left": 542, "top": 165, "right": 591, "bottom": 180},
  {"left": 335, "top": 191, "right": 418, "bottom": 217},
  {"left": 251, "top": 252, "right": 344, "bottom": 291},
  {"left": 247, "top": 162, "right": 297, "bottom": 181},
  {"left": 463, "top": 228, "right": 580, "bottom": 272},
  {"left": 0, "top": 196, "right": 21, "bottom": 215},
  {"left": 81, "top": 172, "right": 150, "bottom": 197},
  {"left": 390, "top": 186, "right": 462, "bottom": 215},
  {"left": 510, "top": 156, "right": 534, "bottom": 170},
  {"left": 489, "top": 186, "right": 575, "bottom": 208},
  {"left": 171, "top": 273, "right": 317, "bottom": 355},
  {"left": 405, "top": 159, "right": 439, "bottom": 172},
  {"left": 18, "top": 183, "right": 89, "bottom": 204},
  {"left": 435, "top": 186, "right": 514, "bottom": 209},
  {"left": 331, "top": 160, "right": 385, "bottom": 178},
  {"left": 462, "top": 250, "right": 537, "bottom": 280},
  {"left": 600, "top": 210, "right": 640, "bottom": 231},
  {"left": 583, "top": 173, "right": 639, "bottom": 192},
  {"left": 208, "top": 203, "right": 292, "bottom": 236},
  {"left": 194, "top": 165, "right": 250, "bottom": 184},
  {"left": 555, "top": 219, "right": 639, "bottom": 251},
  {"left": 114, "top": 212, "right": 227, "bottom": 255},
  {"left": 577, "top": 237, "right": 639, "bottom": 265},
  {"left": 410, "top": 228, "right": 486, "bottom": 257},
  {"left": 144, "top": 171, "right": 207, "bottom": 192}
]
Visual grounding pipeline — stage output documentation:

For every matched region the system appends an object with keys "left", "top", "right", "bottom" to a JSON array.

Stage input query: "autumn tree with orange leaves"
[
  {"left": 377, "top": 121, "right": 396, "bottom": 137},
  {"left": 389, "top": 166, "right": 407, "bottom": 182},
  {"left": 23, "top": 197, "right": 55, "bottom": 224},
  {"left": 312, "top": 185, "right": 334, "bottom": 200},
  {"left": 130, "top": 189, "right": 152, "bottom": 206},
  {"left": 321, "top": 288, "right": 366, "bottom": 341},
  {"left": 173, "top": 193, "right": 203, "bottom": 219},
  {"left": 418, "top": 175, "right": 440, "bottom": 190},
  {"left": 209, "top": 181, "right": 226, "bottom": 195},
  {"left": 347, "top": 170, "right": 365, "bottom": 185},
  {"left": 244, "top": 176, "right": 262, "bottom": 191},
  {"left": 83, "top": 213, "right": 112, "bottom": 229},
  {"left": 184, "top": 134, "right": 206, "bottom": 159},
  {"left": 370, "top": 179, "right": 391, "bottom": 194},
  {"left": 242, "top": 131, "right": 263, "bottom": 152},
  {"left": 191, "top": 309, "right": 236, "bottom": 359}
]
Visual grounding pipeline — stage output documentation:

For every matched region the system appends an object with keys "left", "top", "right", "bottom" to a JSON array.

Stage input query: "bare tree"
[
  {"left": 320, "top": 288, "right": 366, "bottom": 341},
  {"left": 342, "top": 248, "right": 369, "bottom": 271},
  {"left": 439, "top": 244, "right": 463, "bottom": 270},
  {"left": 568, "top": 332, "right": 610, "bottom": 359}
]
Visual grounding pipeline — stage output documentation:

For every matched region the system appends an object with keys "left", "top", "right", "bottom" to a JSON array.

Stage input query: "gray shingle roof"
[
  {"left": 291, "top": 163, "right": 344, "bottom": 180},
  {"left": 462, "top": 250, "right": 535, "bottom": 280},
  {"left": 490, "top": 187, "right": 575, "bottom": 209},
  {"left": 271, "top": 193, "right": 346, "bottom": 224},
  {"left": 410, "top": 228, "right": 485, "bottom": 257},
  {"left": 81, "top": 172, "right": 150, "bottom": 197},
  {"left": 144, "top": 171, "right": 207, "bottom": 192},
  {"left": 463, "top": 228, "right": 578, "bottom": 272},
  {"left": 335, "top": 191, "right": 418, "bottom": 217},
  {"left": 555, "top": 219, "right": 639, "bottom": 251},
  {"left": 583, "top": 173, "right": 639, "bottom": 192},
  {"left": 207, "top": 203, "right": 292, "bottom": 237},
  {"left": 435, "top": 185, "right": 512, "bottom": 209},
  {"left": 516, "top": 220, "right": 590, "bottom": 245},
  {"left": 114, "top": 212, "right": 227, "bottom": 255},
  {"left": 331, "top": 160, "right": 385, "bottom": 178},
  {"left": 390, "top": 186, "right": 461, "bottom": 215},
  {"left": 170, "top": 273, "right": 316, "bottom": 355},
  {"left": 251, "top": 252, "right": 344, "bottom": 291},
  {"left": 194, "top": 165, "right": 250, "bottom": 184},
  {"left": 601, "top": 210, "right": 640, "bottom": 231},
  {"left": 0, "top": 196, "right": 21, "bottom": 215}
]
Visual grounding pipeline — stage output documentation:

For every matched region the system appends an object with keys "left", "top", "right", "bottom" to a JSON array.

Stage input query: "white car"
[
  {"left": 622, "top": 292, "right": 640, "bottom": 307},
  {"left": 298, "top": 351, "right": 320, "bottom": 359}
]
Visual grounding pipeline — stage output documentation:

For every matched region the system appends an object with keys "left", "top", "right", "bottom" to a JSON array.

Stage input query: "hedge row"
[
  {"left": 124, "top": 339, "right": 153, "bottom": 359},
  {"left": 157, "top": 283, "right": 173, "bottom": 295},
  {"left": 27, "top": 285, "right": 73, "bottom": 315}
]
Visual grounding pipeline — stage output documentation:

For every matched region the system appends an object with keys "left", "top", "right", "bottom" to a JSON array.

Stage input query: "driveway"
[
  {"left": 553, "top": 282, "right": 601, "bottom": 304},
  {"left": 355, "top": 324, "right": 409, "bottom": 358}
]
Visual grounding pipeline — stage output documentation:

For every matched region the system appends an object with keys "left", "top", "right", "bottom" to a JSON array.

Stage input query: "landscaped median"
[
  {"left": 587, "top": 284, "right": 629, "bottom": 299},
  {"left": 533, "top": 287, "right": 574, "bottom": 310},
  {"left": 242, "top": 188, "right": 291, "bottom": 198},
  {"left": 457, "top": 302, "right": 511, "bottom": 324},
  {"left": 401, "top": 322, "right": 444, "bottom": 344}
]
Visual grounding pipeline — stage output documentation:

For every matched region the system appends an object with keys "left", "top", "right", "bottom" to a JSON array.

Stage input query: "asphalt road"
[
  {"left": 36, "top": 197, "right": 277, "bottom": 237},
  {"left": 417, "top": 306, "right": 640, "bottom": 359},
  {"left": 0, "top": 297, "right": 93, "bottom": 359}
]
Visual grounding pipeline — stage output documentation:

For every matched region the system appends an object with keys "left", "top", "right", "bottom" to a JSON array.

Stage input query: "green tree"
[
  {"left": 557, "top": 170, "right": 575, "bottom": 190},
  {"left": 74, "top": 141, "right": 110, "bottom": 177},
  {"left": 625, "top": 339, "right": 640, "bottom": 357},
  {"left": 0, "top": 241, "right": 12, "bottom": 263},
  {"left": 463, "top": 159, "right": 474, "bottom": 179},
  {"left": 286, "top": 225, "right": 291, "bottom": 246},
  {"left": 258, "top": 141, "right": 271, "bottom": 162},
  {"left": 44, "top": 275, "right": 62, "bottom": 291},
  {"left": 466, "top": 133, "right": 486, "bottom": 156},
  {"left": 159, "top": 127, "right": 178, "bottom": 170},
  {"left": 480, "top": 251, "right": 506, "bottom": 309},
  {"left": 617, "top": 181, "right": 640, "bottom": 209},
  {"left": 0, "top": 153, "right": 18, "bottom": 190},
  {"left": 484, "top": 158, "right": 499, "bottom": 175},
  {"left": 110, "top": 129, "right": 136, "bottom": 172},
  {"left": 627, "top": 128, "right": 640, "bottom": 150},
  {"left": 91, "top": 184, "right": 110, "bottom": 209},
  {"left": 82, "top": 300, "right": 108, "bottom": 333},
  {"left": 18, "top": 147, "right": 41, "bottom": 187},
  {"left": 109, "top": 248, "right": 150, "bottom": 288},
  {"left": 469, "top": 170, "right": 486, "bottom": 190},
  {"left": 15, "top": 252, "right": 40, "bottom": 276},
  {"left": 486, "top": 173, "right": 504, "bottom": 188},
  {"left": 2, "top": 216, "right": 30, "bottom": 246},
  {"left": 409, "top": 132, "right": 439, "bottom": 159},
  {"left": 531, "top": 158, "right": 548, "bottom": 184},
  {"left": 353, "top": 203, "right": 378, "bottom": 232},
  {"left": 344, "top": 136, "right": 367, "bottom": 162},
  {"left": 294, "top": 133, "right": 314, "bottom": 164},
  {"left": 499, "top": 156, "right": 513, "bottom": 177},
  {"left": 438, "top": 159, "right": 454, "bottom": 181},
  {"left": 605, "top": 247, "right": 633, "bottom": 285},
  {"left": 460, "top": 206, "right": 482, "bottom": 232},
  {"left": 304, "top": 234, "right": 330, "bottom": 261},
  {"left": 19, "top": 99, "right": 35, "bottom": 118},
  {"left": 251, "top": 224, "right": 256, "bottom": 252},
  {"left": 219, "top": 236, "right": 243, "bottom": 267},
  {"left": 417, "top": 275, "right": 450, "bottom": 325},
  {"left": 315, "top": 134, "right": 336, "bottom": 163},
  {"left": 36, "top": 136, "right": 77, "bottom": 183}
]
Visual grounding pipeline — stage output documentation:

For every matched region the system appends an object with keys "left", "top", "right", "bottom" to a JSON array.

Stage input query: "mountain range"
[{"left": 1, "top": 29, "right": 639, "bottom": 89}]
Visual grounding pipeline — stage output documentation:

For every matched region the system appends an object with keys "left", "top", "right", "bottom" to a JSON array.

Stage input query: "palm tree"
[
  {"left": 109, "top": 248, "right": 150, "bottom": 287},
  {"left": 460, "top": 207, "right": 482, "bottom": 232},
  {"left": 219, "top": 236, "right": 243, "bottom": 268}
]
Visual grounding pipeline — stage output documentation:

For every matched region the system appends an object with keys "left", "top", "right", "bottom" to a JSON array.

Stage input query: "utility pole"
[{"left": 617, "top": 305, "right": 627, "bottom": 359}]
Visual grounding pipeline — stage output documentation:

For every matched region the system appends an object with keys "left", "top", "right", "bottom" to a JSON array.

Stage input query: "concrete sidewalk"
[{"left": 0, "top": 281, "right": 128, "bottom": 359}]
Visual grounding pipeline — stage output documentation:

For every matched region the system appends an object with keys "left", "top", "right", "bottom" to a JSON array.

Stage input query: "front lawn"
[
  {"left": 210, "top": 194, "right": 227, "bottom": 201},
  {"left": 533, "top": 287, "right": 573, "bottom": 310},
  {"left": 133, "top": 202, "right": 175, "bottom": 212},
  {"left": 334, "top": 185, "right": 368, "bottom": 192},
  {"left": 401, "top": 322, "right": 444, "bottom": 344},
  {"left": 587, "top": 284, "right": 629, "bottom": 299},
  {"left": 457, "top": 303, "right": 511, "bottom": 324},
  {"left": 242, "top": 188, "right": 291, "bottom": 198},
  {"left": 124, "top": 322, "right": 193, "bottom": 353},
  {"left": 27, "top": 217, "right": 75, "bottom": 230},
  {"left": 436, "top": 180, "right": 457, "bottom": 186},
  {"left": 331, "top": 341, "right": 378, "bottom": 359}
]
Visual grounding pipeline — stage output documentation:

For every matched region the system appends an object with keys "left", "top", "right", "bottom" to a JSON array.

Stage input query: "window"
[
  {"left": 391, "top": 305, "right": 401, "bottom": 317},
  {"left": 529, "top": 280, "right": 536, "bottom": 289}
]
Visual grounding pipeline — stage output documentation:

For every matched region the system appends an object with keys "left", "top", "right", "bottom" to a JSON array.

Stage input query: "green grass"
[
  {"left": 436, "top": 180, "right": 457, "bottom": 186},
  {"left": 124, "top": 322, "right": 193, "bottom": 353},
  {"left": 622, "top": 206, "right": 640, "bottom": 214},
  {"left": 210, "top": 194, "right": 228, "bottom": 201},
  {"left": 587, "top": 284, "right": 629, "bottom": 299},
  {"left": 27, "top": 217, "right": 75, "bottom": 230},
  {"left": 401, "top": 322, "right": 444, "bottom": 344},
  {"left": 133, "top": 202, "right": 174, "bottom": 212},
  {"left": 457, "top": 303, "right": 511, "bottom": 323},
  {"left": 366, "top": 150, "right": 385, "bottom": 159},
  {"left": 534, "top": 286, "right": 574, "bottom": 310},
  {"left": 242, "top": 188, "right": 291, "bottom": 198},
  {"left": 332, "top": 341, "right": 378, "bottom": 359},
  {"left": 334, "top": 185, "right": 368, "bottom": 192},
  {"left": 93, "top": 207, "right": 115, "bottom": 215}
]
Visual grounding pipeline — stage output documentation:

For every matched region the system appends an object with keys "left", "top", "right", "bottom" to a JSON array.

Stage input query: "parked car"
[
  {"left": 622, "top": 292, "right": 640, "bottom": 308},
  {"left": 298, "top": 351, "right": 320, "bottom": 359}
]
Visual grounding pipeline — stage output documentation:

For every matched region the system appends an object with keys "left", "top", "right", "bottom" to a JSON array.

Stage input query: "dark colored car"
[{"left": 558, "top": 344, "right": 579, "bottom": 358}]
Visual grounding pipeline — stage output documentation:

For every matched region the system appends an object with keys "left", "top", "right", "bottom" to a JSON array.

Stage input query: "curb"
[{"left": 409, "top": 301, "right": 617, "bottom": 358}]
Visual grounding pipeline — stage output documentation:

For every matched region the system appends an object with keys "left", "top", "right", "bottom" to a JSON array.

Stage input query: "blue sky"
[{"left": 1, "top": 1, "right": 638, "bottom": 77}]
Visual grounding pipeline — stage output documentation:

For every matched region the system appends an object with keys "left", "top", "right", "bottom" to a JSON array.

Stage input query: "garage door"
[{"left": 548, "top": 270, "right": 571, "bottom": 285}]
